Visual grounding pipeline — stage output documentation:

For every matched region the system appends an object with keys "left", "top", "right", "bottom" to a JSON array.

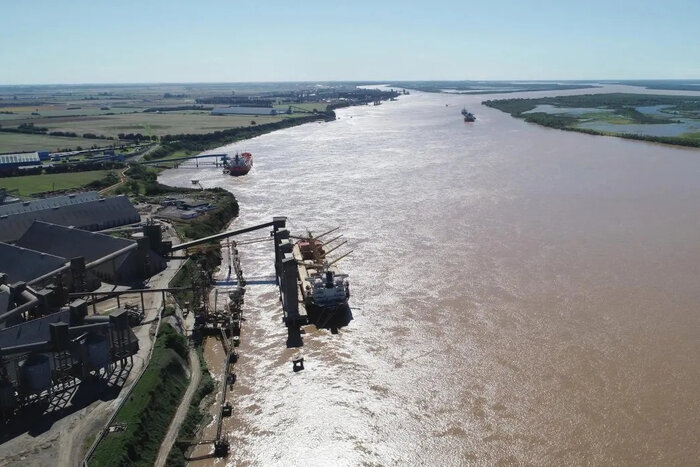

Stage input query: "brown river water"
[{"left": 159, "top": 86, "right": 700, "bottom": 466}]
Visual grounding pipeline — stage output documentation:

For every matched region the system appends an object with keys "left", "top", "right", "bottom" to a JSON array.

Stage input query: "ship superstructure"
[
  {"left": 291, "top": 228, "right": 352, "bottom": 330},
  {"left": 461, "top": 107, "right": 476, "bottom": 122}
]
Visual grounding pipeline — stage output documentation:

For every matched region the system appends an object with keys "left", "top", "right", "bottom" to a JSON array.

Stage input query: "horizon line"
[{"left": 1, "top": 78, "right": 699, "bottom": 87}]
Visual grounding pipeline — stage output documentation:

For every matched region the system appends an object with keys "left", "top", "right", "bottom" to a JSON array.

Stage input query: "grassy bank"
[
  {"left": 165, "top": 348, "right": 215, "bottom": 466},
  {"left": 90, "top": 323, "right": 189, "bottom": 466},
  {"left": 483, "top": 93, "right": 700, "bottom": 148}
]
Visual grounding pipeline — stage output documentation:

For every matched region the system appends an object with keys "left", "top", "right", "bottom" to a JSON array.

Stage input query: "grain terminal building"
[
  {"left": 0, "top": 192, "right": 140, "bottom": 243},
  {"left": 14, "top": 221, "right": 166, "bottom": 285},
  {"left": 0, "top": 219, "right": 171, "bottom": 418}
]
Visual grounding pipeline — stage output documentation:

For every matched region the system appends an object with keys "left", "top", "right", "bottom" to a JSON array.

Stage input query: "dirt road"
[{"left": 154, "top": 348, "right": 201, "bottom": 467}]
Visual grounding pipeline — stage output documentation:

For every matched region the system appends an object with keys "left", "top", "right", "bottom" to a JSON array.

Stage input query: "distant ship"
[
  {"left": 461, "top": 107, "right": 476, "bottom": 122},
  {"left": 222, "top": 152, "right": 252, "bottom": 176}
]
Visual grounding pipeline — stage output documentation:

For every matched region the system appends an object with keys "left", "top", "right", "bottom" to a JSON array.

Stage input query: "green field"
[
  {"left": 0, "top": 131, "right": 115, "bottom": 152},
  {"left": 37, "top": 112, "right": 295, "bottom": 138},
  {"left": 0, "top": 170, "right": 114, "bottom": 196},
  {"left": 0, "top": 109, "right": 323, "bottom": 152}
]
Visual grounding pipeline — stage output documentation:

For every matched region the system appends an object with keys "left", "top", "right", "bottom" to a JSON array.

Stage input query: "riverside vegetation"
[
  {"left": 484, "top": 93, "right": 700, "bottom": 147},
  {"left": 90, "top": 323, "right": 189, "bottom": 466}
]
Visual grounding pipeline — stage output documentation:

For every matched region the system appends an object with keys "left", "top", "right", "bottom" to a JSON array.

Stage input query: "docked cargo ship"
[
  {"left": 461, "top": 107, "right": 476, "bottom": 122},
  {"left": 222, "top": 152, "right": 253, "bottom": 176},
  {"left": 292, "top": 230, "right": 352, "bottom": 331}
]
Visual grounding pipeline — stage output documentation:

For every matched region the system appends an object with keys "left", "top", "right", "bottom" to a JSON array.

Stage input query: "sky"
[{"left": 1, "top": 0, "right": 699, "bottom": 84}]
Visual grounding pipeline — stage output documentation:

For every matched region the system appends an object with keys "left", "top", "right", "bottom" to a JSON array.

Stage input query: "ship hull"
[
  {"left": 227, "top": 165, "right": 251, "bottom": 176},
  {"left": 305, "top": 301, "right": 353, "bottom": 331},
  {"left": 223, "top": 152, "right": 253, "bottom": 176}
]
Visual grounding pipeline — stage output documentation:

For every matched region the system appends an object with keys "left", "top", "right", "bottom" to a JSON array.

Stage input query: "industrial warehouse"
[
  {"left": 0, "top": 188, "right": 172, "bottom": 422},
  {"left": 0, "top": 152, "right": 50, "bottom": 175},
  {"left": 0, "top": 191, "right": 141, "bottom": 243}
]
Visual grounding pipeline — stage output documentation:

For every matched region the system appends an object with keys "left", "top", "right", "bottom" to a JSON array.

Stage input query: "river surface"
[{"left": 160, "top": 86, "right": 700, "bottom": 466}]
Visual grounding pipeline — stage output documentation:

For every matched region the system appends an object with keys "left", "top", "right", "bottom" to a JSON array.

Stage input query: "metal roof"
[
  {"left": 0, "top": 191, "right": 100, "bottom": 216},
  {"left": 0, "top": 195, "right": 140, "bottom": 243},
  {"left": 0, "top": 242, "right": 67, "bottom": 283},
  {"left": 0, "top": 309, "right": 71, "bottom": 348},
  {"left": 16, "top": 221, "right": 135, "bottom": 264},
  {"left": 0, "top": 152, "right": 41, "bottom": 166}
]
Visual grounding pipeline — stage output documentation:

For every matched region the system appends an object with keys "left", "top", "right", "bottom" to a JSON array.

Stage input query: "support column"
[
  {"left": 281, "top": 257, "right": 298, "bottom": 319},
  {"left": 279, "top": 242, "right": 293, "bottom": 301},
  {"left": 274, "top": 228, "right": 290, "bottom": 286},
  {"left": 282, "top": 256, "right": 303, "bottom": 348}
]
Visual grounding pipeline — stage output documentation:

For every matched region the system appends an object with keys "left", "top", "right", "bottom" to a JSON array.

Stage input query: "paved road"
[{"left": 154, "top": 348, "right": 201, "bottom": 467}]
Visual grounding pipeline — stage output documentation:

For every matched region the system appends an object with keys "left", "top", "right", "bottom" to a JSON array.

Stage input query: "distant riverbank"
[
  {"left": 389, "top": 80, "right": 596, "bottom": 95},
  {"left": 142, "top": 95, "right": 398, "bottom": 163},
  {"left": 484, "top": 93, "right": 700, "bottom": 148}
]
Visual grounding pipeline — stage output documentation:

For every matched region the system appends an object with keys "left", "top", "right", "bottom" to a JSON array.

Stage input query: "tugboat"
[
  {"left": 461, "top": 107, "right": 476, "bottom": 122},
  {"left": 222, "top": 152, "right": 253, "bottom": 176},
  {"left": 292, "top": 229, "right": 352, "bottom": 331}
]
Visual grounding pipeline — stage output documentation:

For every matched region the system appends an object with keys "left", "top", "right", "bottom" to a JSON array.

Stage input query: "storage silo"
[
  {"left": 84, "top": 333, "right": 110, "bottom": 370},
  {"left": 0, "top": 379, "right": 17, "bottom": 410},
  {"left": 21, "top": 354, "right": 52, "bottom": 393}
]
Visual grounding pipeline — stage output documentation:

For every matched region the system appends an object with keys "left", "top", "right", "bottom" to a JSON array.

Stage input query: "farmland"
[
  {"left": 0, "top": 82, "right": 391, "bottom": 153},
  {"left": 2, "top": 112, "right": 295, "bottom": 139},
  {"left": 0, "top": 170, "right": 116, "bottom": 196},
  {"left": 0, "top": 131, "right": 116, "bottom": 153}
]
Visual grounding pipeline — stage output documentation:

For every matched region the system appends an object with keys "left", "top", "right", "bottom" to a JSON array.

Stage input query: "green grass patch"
[
  {"left": 165, "top": 347, "right": 215, "bottom": 466},
  {"left": 0, "top": 170, "right": 115, "bottom": 196},
  {"left": 89, "top": 323, "right": 189, "bottom": 467},
  {"left": 580, "top": 112, "right": 636, "bottom": 124},
  {"left": 679, "top": 131, "right": 700, "bottom": 142}
]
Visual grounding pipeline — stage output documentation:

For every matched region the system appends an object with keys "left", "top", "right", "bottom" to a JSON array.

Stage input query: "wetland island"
[{"left": 484, "top": 93, "right": 700, "bottom": 147}]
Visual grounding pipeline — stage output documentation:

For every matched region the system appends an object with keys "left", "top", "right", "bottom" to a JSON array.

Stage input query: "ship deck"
[{"left": 292, "top": 243, "right": 315, "bottom": 305}]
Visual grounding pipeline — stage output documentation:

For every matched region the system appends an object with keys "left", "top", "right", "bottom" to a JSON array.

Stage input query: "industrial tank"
[
  {"left": 84, "top": 333, "right": 110, "bottom": 369},
  {"left": 0, "top": 379, "right": 17, "bottom": 409},
  {"left": 21, "top": 353, "right": 52, "bottom": 393}
]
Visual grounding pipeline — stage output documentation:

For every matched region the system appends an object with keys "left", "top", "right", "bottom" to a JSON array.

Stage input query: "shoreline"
[
  {"left": 150, "top": 95, "right": 385, "bottom": 464},
  {"left": 483, "top": 94, "right": 700, "bottom": 149}
]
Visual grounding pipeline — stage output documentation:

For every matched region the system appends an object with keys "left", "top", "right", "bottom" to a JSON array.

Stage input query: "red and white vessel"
[{"left": 222, "top": 152, "right": 253, "bottom": 176}]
